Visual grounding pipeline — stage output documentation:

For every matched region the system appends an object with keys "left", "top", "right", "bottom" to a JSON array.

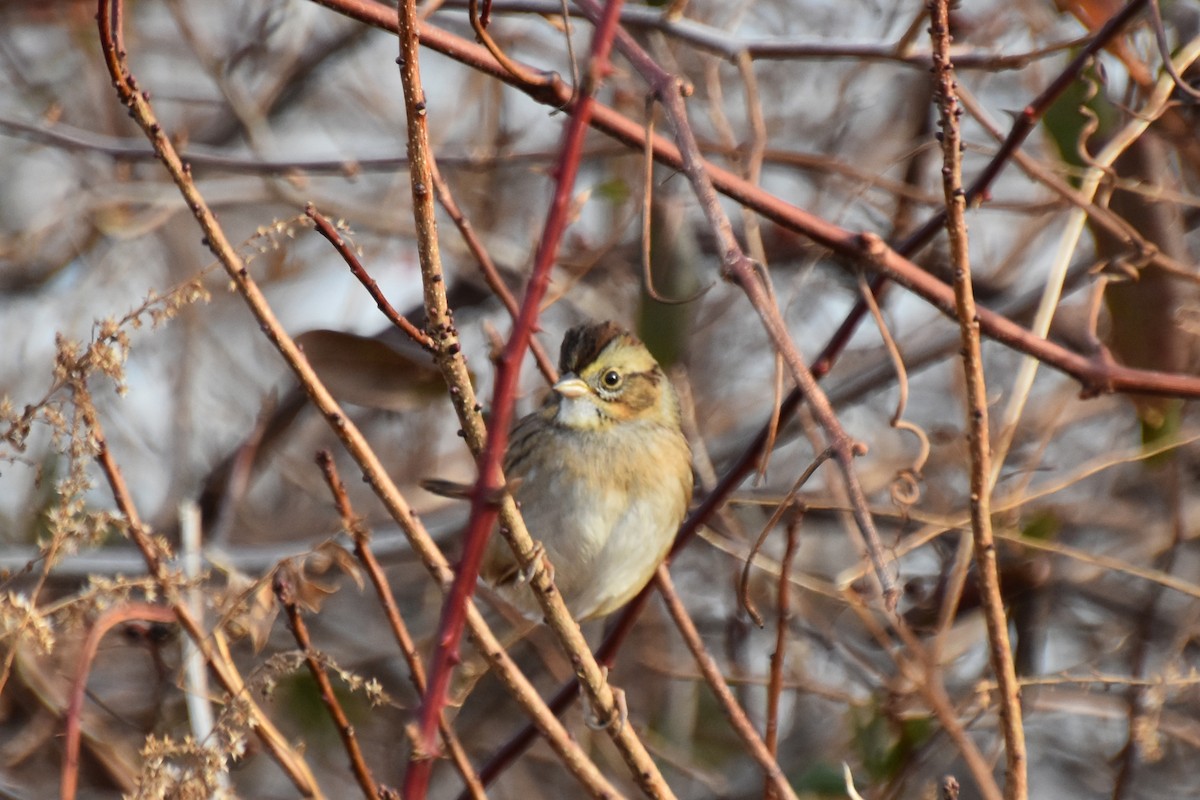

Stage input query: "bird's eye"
[{"left": 601, "top": 369, "right": 622, "bottom": 389}]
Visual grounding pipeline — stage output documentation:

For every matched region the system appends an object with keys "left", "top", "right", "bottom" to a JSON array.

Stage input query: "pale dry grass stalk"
[{"left": 273, "top": 570, "right": 378, "bottom": 798}]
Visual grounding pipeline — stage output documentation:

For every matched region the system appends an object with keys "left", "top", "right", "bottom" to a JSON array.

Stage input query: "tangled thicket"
[{"left": 2, "top": 1, "right": 1200, "bottom": 799}]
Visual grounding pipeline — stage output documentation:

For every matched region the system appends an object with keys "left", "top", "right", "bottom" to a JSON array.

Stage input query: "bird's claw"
[{"left": 520, "top": 541, "right": 552, "bottom": 584}]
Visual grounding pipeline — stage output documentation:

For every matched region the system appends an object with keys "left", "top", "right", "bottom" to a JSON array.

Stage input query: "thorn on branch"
[{"left": 858, "top": 231, "right": 887, "bottom": 258}]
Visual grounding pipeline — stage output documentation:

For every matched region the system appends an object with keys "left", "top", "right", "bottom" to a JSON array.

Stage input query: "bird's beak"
[{"left": 553, "top": 374, "right": 590, "bottom": 399}]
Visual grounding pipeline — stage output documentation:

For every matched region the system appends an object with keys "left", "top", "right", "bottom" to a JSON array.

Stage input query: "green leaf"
[{"left": 593, "top": 177, "right": 631, "bottom": 205}]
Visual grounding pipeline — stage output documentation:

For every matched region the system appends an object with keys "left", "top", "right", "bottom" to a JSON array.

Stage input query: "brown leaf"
[
  {"left": 310, "top": 540, "right": 365, "bottom": 592},
  {"left": 218, "top": 569, "right": 280, "bottom": 653}
]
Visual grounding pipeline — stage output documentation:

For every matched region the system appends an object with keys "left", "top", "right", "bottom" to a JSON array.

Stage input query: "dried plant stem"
[
  {"left": 0, "top": 532, "right": 63, "bottom": 699},
  {"left": 95, "top": 4, "right": 619, "bottom": 797},
  {"left": 79, "top": 387, "right": 323, "bottom": 797},
  {"left": 655, "top": 566, "right": 798, "bottom": 800},
  {"left": 929, "top": 3, "right": 1026, "bottom": 798},
  {"left": 273, "top": 572, "right": 378, "bottom": 799}
]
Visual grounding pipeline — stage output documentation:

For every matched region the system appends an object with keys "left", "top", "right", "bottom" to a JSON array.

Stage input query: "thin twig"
[
  {"left": 467, "top": 0, "right": 543, "bottom": 85},
  {"left": 654, "top": 566, "right": 799, "bottom": 800},
  {"left": 314, "top": 451, "right": 487, "bottom": 800},
  {"left": 304, "top": 203, "right": 435, "bottom": 351},
  {"left": 857, "top": 273, "right": 930, "bottom": 496},
  {"left": 739, "top": 449, "right": 831, "bottom": 626},
  {"left": 971, "top": 33, "right": 1200, "bottom": 490},
  {"left": 1149, "top": 0, "right": 1200, "bottom": 100},
  {"left": 273, "top": 568, "right": 379, "bottom": 799},
  {"left": 734, "top": 50, "right": 768, "bottom": 265},
  {"left": 763, "top": 515, "right": 801, "bottom": 800},
  {"left": 639, "top": 109, "right": 711, "bottom": 305},
  {"left": 929, "top": 3, "right": 1026, "bottom": 797}
]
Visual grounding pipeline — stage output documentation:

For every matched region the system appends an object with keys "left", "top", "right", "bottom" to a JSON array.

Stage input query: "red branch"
[
  {"left": 62, "top": 603, "right": 176, "bottom": 800},
  {"left": 408, "top": 0, "right": 627, "bottom": 783}
]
